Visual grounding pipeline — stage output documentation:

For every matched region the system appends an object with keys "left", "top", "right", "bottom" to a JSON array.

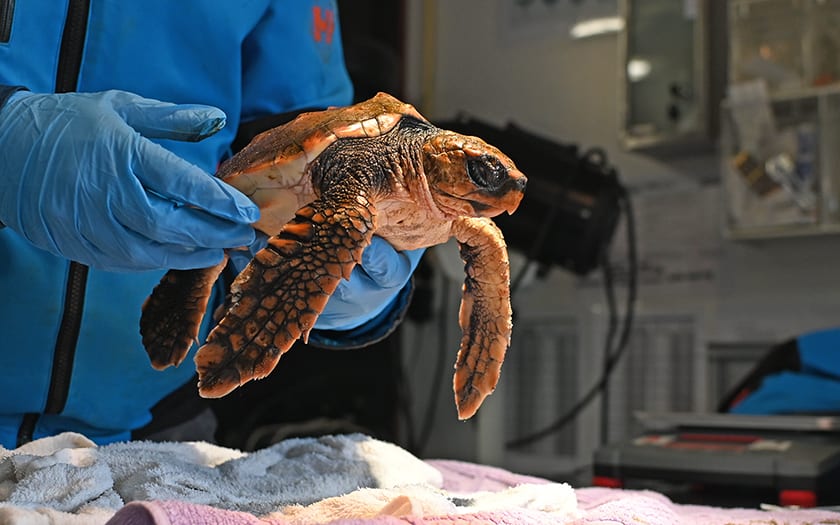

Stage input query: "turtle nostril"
[{"left": 502, "top": 173, "right": 527, "bottom": 194}]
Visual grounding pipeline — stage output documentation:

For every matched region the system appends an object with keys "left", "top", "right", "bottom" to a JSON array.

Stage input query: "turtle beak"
[
  {"left": 465, "top": 168, "right": 526, "bottom": 217},
  {"left": 503, "top": 169, "right": 527, "bottom": 214}
]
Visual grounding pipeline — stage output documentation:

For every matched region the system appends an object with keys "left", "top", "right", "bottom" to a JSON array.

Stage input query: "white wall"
[
  {"left": 399, "top": 0, "right": 840, "bottom": 468},
  {"left": 404, "top": 0, "right": 712, "bottom": 187}
]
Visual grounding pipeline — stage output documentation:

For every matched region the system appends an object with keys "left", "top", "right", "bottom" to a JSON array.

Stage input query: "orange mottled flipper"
[
  {"left": 450, "top": 217, "right": 513, "bottom": 420},
  {"left": 140, "top": 256, "right": 229, "bottom": 370},
  {"left": 195, "top": 198, "right": 377, "bottom": 398}
]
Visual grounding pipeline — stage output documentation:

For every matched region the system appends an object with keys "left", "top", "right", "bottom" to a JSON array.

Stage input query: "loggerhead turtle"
[{"left": 140, "top": 92, "right": 526, "bottom": 420}]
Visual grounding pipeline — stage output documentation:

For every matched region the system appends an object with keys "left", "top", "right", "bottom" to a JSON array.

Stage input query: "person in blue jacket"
[{"left": 0, "top": 1, "right": 422, "bottom": 448}]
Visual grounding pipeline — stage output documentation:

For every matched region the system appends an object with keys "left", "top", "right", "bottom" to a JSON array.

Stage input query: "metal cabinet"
[{"left": 618, "top": 0, "right": 727, "bottom": 154}]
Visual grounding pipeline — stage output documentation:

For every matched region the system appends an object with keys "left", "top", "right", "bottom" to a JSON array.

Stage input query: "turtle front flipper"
[
  {"left": 140, "top": 257, "right": 229, "bottom": 369},
  {"left": 450, "top": 217, "right": 513, "bottom": 420},
  {"left": 195, "top": 198, "right": 377, "bottom": 398}
]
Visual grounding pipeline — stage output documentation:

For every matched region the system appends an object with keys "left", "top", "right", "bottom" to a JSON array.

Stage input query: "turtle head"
[{"left": 421, "top": 131, "right": 527, "bottom": 219}]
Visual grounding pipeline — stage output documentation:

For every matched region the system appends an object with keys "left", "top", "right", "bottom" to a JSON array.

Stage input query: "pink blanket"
[{"left": 108, "top": 460, "right": 840, "bottom": 525}]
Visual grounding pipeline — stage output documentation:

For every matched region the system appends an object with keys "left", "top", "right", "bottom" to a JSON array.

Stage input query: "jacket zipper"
[
  {"left": 17, "top": 0, "right": 91, "bottom": 447},
  {"left": 0, "top": 0, "right": 13, "bottom": 43},
  {"left": 43, "top": 263, "right": 89, "bottom": 414},
  {"left": 54, "top": 0, "right": 90, "bottom": 92}
]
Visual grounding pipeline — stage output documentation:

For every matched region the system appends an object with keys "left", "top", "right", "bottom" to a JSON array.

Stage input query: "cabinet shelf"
[{"left": 722, "top": 85, "right": 840, "bottom": 239}]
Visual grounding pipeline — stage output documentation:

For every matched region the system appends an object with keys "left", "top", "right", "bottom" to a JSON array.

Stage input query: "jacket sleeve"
[
  {"left": 0, "top": 85, "right": 25, "bottom": 109},
  {"left": 307, "top": 280, "right": 414, "bottom": 349}
]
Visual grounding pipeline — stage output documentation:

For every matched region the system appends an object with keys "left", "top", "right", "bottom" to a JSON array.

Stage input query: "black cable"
[
  {"left": 587, "top": 147, "right": 624, "bottom": 441},
  {"left": 506, "top": 187, "right": 637, "bottom": 449},
  {"left": 608, "top": 187, "right": 638, "bottom": 371},
  {"left": 598, "top": 250, "right": 619, "bottom": 445}
]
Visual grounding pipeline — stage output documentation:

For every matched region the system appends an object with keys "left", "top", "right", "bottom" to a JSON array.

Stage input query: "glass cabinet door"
[{"left": 620, "top": 0, "right": 710, "bottom": 152}]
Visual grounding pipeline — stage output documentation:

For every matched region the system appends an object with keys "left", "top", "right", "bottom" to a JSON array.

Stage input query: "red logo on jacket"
[{"left": 312, "top": 5, "right": 335, "bottom": 45}]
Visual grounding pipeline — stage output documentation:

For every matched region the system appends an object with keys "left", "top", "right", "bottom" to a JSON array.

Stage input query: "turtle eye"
[{"left": 466, "top": 156, "right": 508, "bottom": 191}]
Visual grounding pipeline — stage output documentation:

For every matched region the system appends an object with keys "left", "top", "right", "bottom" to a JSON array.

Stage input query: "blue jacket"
[
  {"left": 730, "top": 328, "right": 840, "bottom": 415},
  {"left": 0, "top": 0, "right": 397, "bottom": 447}
]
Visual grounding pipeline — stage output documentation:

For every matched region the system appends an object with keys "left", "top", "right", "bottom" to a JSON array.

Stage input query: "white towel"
[{"left": 0, "top": 432, "right": 443, "bottom": 523}]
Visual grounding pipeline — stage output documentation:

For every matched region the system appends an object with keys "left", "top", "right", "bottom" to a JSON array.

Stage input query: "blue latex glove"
[
  {"left": 317, "top": 237, "right": 425, "bottom": 331},
  {"left": 231, "top": 234, "right": 424, "bottom": 331},
  {"left": 0, "top": 90, "right": 259, "bottom": 272}
]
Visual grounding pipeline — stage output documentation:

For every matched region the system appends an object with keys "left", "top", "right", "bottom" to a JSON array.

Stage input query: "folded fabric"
[
  {"left": 109, "top": 482, "right": 579, "bottom": 525},
  {"left": 2, "top": 432, "right": 839, "bottom": 525},
  {"left": 426, "top": 459, "right": 551, "bottom": 492},
  {"left": 0, "top": 432, "right": 442, "bottom": 523}
]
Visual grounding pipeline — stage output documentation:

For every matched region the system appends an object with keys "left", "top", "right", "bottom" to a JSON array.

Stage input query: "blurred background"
[{"left": 211, "top": 0, "right": 840, "bottom": 508}]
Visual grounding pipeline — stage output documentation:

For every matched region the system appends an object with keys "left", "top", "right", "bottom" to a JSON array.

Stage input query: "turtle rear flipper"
[
  {"left": 451, "top": 217, "right": 513, "bottom": 420},
  {"left": 195, "top": 198, "right": 377, "bottom": 398},
  {"left": 140, "top": 257, "right": 228, "bottom": 369}
]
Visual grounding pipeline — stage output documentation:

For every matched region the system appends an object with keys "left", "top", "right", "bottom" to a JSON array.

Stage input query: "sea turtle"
[{"left": 140, "top": 92, "right": 526, "bottom": 420}]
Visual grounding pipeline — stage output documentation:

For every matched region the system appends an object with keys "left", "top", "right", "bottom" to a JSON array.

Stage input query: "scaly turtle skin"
[{"left": 140, "top": 93, "right": 526, "bottom": 420}]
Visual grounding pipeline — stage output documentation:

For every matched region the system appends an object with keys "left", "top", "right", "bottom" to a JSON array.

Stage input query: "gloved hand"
[
  {"left": 0, "top": 89, "right": 259, "bottom": 272},
  {"left": 230, "top": 234, "right": 424, "bottom": 331},
  {"left": 316, "top": 237, "right": 425, "bottom": 331}
]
